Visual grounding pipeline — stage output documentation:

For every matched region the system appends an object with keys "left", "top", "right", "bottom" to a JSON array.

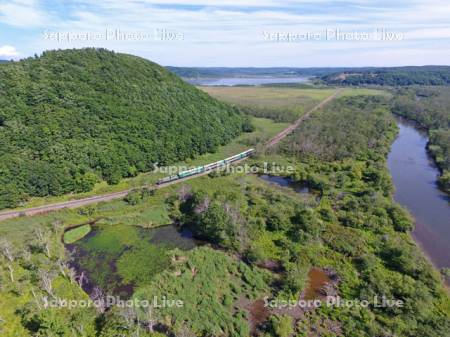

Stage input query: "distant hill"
[
  {"left": 321, "top": 66, "right": 450, "bottom": 86},
  {"left": 0, "top": 48, "right": 246, "bottom": 209},
  {"left": 167, "top": 66, "right": 450, "bottom": 87}
]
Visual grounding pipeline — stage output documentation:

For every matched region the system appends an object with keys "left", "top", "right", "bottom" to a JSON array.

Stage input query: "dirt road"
[{"left": 0, "top": 89, "right": 340, "bottom": 222}]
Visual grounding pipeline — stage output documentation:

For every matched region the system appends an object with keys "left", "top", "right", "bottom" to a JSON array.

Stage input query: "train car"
[
  {"left": 178, "top": 166, "right": 204, "bottom": 179},
  {"left": 156, "top": 174, "right": 179, "bottom": 185},
  {"left": 156, "top": 149, "right": 255, "bottom": 185}
]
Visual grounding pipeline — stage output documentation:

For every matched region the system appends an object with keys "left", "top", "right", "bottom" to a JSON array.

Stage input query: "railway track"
[{"left": 0, "top": 89, "right": 340, "bottom": 222}]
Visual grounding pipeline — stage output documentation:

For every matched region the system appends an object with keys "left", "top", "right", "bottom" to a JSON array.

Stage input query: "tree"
[
  {"left": 270, "top": 315, "right": 294, "bottom": 337},
  {"left": 0, "top": 239, "right": 15, "bottom": 282}
]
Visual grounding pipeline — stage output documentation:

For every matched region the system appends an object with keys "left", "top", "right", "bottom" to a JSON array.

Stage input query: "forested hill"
[
  {"left": 0, "top": 48, "right": 247, "bottom": 209},
  {"left": 321, "top": 66, "right": 450, "bottom": 86}
]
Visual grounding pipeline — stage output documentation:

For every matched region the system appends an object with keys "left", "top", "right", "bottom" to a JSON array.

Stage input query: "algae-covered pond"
[{"left": 65, "top": 224, "right": 199, "bottom": 298}]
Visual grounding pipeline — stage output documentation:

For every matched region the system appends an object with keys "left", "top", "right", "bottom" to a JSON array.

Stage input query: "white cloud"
[
  {"left": 5, "top": 0, "right": 450, "bottom": 65},
  {"left": 0, "top": 45, "right": 19, "bottom": 57},
  {"left": 0, "top": 0, "right": 49, "bottom": 28}
]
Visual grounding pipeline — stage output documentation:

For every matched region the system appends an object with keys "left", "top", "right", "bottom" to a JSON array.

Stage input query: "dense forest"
[
  {"left": 0, "top": 48, "right": 248, "bottom": 209},
  {"left": 282, "top": 95, "right": 396, "bottom": 162},
  {"left": 391, "top": 87, "right": 450, "bottom": 192},
  {"left": 322, "top": 66, "right": 450, "bottom": 86}
]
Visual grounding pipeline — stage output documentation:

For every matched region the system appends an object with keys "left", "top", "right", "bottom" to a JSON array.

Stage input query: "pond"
[
  {"left": 65, "top": 224, "right": 199, "bottom": 298},
  {"left": 387, "top": 116, "right": 450, "bottom": 268},
  {"left": 258, "top": 174, "right": 314, "bottom": 195}
]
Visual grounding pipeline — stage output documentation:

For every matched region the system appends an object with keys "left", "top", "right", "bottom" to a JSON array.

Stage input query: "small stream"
[{"left": 387, "top": 117, "right": 450, "bottom": 268}]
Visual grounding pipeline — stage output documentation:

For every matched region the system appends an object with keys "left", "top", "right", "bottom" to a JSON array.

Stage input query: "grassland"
[
  {"left": 62, "top": 224, "right": 92, "bottom": 244},
  {"left": 201, "top": 86, "right": 389, "bottom": 123},
  {"left": 201, "top": 87, "right": 335, "bottom": 122}
]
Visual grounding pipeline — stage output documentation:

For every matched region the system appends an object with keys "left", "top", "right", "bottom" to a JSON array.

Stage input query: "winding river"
[{"left": 387, "top": 117, "right": 450, "bottom": 268}]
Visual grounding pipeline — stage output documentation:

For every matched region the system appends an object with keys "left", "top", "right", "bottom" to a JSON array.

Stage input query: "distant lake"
[
  {"left": 388, "top": 117, "right": 450, "bottom": 268},
  {"left": 187, "top": 76, "right": 310, "bottom": 86}
]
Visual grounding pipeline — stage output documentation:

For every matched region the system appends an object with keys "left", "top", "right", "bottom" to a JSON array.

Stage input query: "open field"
[
  {"left": 201, "top": 86, "right": 389, "bottom": 122},
  {"left": 201, "top": 87, "right": 336, "bottom": 122}
]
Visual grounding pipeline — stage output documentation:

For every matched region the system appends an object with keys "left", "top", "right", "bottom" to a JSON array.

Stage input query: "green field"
[
  {"left": 201, "top": 87, "right": 336, "bottom": 122},
  {"left": 201, "top": 86, "right": 389, "bottom": 123},
  {"left": 63, "top": 224, "right": 92, "bottom": 244}
]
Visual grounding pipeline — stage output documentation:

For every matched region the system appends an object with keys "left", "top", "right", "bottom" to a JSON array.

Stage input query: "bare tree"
[
  {"left": 57, "top": 258, "right": 70, "bottom": 278},
  {"left": 51, "top": 220, "right": 63, "bottom": 233},
  {"left": 31, "top": 288, "right": 42, "bottom": 310},
  {"left": 35, "top": 228, "right": 52, "bottom": 258},
  {"left": 0, "top": 239, "right": 15, "bottom": 262},
  {"left": 67, "top": 267, "right": 77, "bottom": 284},
  {"left": 92, "top": 286, "right": 107, "bottom": 313},
  {"left": 22, "top": 248, "right": 32, "bottom": 262},
  {"left": 77, "top": 271, "right": 87, "bottom": 288},
  {"left": 38, "top": 269, "right": 55, "bottom": 298},
  {"left": 6, "top": 265, "right": 14, "bottom": 283},
  {"left": 119, "top": 307, "right": 137, "bottom": 332},
  {"left": 0, "top": 239, "right": 15, "bottom": 282}
]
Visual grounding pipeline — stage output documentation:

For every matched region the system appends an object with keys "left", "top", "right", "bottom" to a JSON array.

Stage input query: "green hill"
[
  {"left": 321, "top": 66, "right": 450, "bottom": 86},
  {"left": 0, "top": 48, "right": 247, "bottom": 209}
]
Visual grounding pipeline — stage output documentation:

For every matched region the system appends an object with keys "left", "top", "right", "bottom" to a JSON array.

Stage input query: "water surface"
[
  {"left": 387, "top": 117, "right": 450, "bottom": 268},
  {"left": 188, "top": 76, "right": 310, "bottom": 86},
  {"left": 259, "top": 174, "right": 311, "bottom": 194},
  {"left": 66, "top": 224, "right": 198, "bottom": 297}
]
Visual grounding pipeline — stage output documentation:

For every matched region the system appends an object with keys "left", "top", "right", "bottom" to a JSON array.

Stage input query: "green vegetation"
[
  {"left": 2, "top": 115, "right": 286, "bottom": 211},
  {"left": 0, "top": 48, "right": 247, "bottom": 210},
  {"left": 281, "top": 95, "right": 397, "bottom": 161},
  {"left": 132, "top": 247, "right": 270, "bottom": 337},
  {"left": 62, "top": 224, "right": 91, "bottom": 244},
  {"left": 391, "top": 87, "right": 450, "bottom": 192},
  {"left": 69, "top": 224, "right": 184, "bottom": 295},
  {"left": 164, "top": 94, "right": 449, "bottom": 336},
  {"left": 202, "top": 87, "right": 335, "bottom": 122},
  {"left": 322, "top": 66, "right": 450, "bottom": 86},
  {"left": 0, "top": 80, "right": 449, "bottom": 337}
]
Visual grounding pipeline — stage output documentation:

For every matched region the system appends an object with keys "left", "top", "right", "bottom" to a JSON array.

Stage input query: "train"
[{"left": 156, "top": 148, "right": 255, "bottom": 185}]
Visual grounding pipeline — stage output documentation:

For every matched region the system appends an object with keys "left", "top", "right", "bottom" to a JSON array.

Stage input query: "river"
[{"left": 387, "top": 117, "right": 450, "bottom": 268}]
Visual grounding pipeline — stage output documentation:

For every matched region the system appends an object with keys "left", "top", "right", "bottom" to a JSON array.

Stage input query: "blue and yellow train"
[{"left": 156, "top": 148, "right": 255, "bottom": 185}]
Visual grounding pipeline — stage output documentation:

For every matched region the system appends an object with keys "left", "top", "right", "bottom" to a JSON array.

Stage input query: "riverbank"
[{"left": 388, "top": 116, "right": 450, "bottom": 271}]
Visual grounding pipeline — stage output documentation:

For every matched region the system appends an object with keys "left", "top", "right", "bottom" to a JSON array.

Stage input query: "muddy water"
[
  {"left": 303, "top": 268, "right": 332, "bottom": 300},
  {"left": 387, "top": 117, "right": 450, "bottom": 268}
]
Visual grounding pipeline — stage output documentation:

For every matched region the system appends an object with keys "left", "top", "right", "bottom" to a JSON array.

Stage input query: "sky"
[{"left": 1, "top": 0, "right": 450, "bottom": 67}]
